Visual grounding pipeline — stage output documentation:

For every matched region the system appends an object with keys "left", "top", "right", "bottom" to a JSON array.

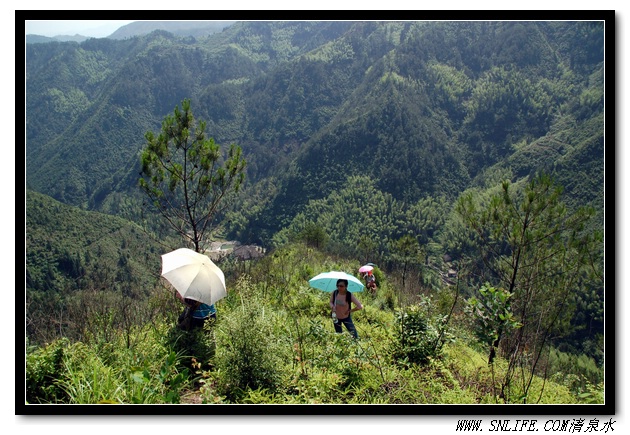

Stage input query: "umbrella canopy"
[
  {"left": 358, "top": 265, "right": 374, "bottom": 273},
  {"left": 161, "top": 248, "right": 226, "bottom": 305},
  {"left": 309, "top": 271, "right": 364, "bottom": 293}
]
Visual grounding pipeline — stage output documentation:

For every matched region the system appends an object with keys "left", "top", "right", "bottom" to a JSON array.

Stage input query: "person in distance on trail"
[
  {"left": 330, "top": 278, "right": 363, "bottom": 339},
  {"left": 365, "top": 270, "right": 377, "bottom": 293}
]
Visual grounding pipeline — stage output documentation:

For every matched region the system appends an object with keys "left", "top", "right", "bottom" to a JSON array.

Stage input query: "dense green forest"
[
  {"left": 24, "top": 19, "right": 607, "bottom": 407},
  {"left": 25, "top": 21, "right": 604, "bottom": 230},
  {"left": 25, "top": 189, "right": 179, "bottom": 345}
]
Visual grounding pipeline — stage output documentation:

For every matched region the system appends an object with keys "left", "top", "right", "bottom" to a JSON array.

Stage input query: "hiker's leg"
[
  {"left": 343, "top": 317, "right": 359, "bottom": 339},
  {"left": 191, "top": 317, "right": 206, "bottom": 329},
  {"left": 178, "top": 309, "right": 187, "bottom": 323},
  {"left": 333, "top": 319, "right": 343, "bottom": 333}
]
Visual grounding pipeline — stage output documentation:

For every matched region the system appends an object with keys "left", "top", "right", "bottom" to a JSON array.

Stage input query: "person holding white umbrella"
[{"left": 161, "top": 248, "right": 227, "bottom": 331}]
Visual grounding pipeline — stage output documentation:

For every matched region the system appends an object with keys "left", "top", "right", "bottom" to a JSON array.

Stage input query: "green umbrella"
[{"left": 308, "top": 271, "right": 364, "bottom": 293}]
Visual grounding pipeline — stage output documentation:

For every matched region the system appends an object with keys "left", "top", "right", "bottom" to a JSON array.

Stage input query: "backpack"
[{"left": 332, "top": 289, "right": 352, "bottom": 311}]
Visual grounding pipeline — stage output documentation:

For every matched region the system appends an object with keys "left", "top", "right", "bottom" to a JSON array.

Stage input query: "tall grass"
[
  {"left": 26, "top": 321, "right": 195, "bottom": 404},
  {"left": 25, "top": 242, "right": 604, "bottom": 405}
]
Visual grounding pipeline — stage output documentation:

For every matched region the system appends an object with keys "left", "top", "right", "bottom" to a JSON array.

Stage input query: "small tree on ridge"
[{"left": 139, "top": 99, "right": 246, "bottom": 253}]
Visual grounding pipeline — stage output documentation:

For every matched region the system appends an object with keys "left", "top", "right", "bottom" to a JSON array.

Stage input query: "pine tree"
[{"left": 140, "top": 99, "right": 246, "bottom": 252}]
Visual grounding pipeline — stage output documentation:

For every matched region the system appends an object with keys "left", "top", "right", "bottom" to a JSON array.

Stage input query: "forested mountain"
[
  {"left": 25, "top": 20, "right": 605, "bottom": 246},
  {"left": 238, "top": 21, "right": 605, "bottom": 243},
  {"left": 25, "top": 189, "right": 175, "bottom": 344},
  {"left": 25, "top": 189, "right": 165, "bottom": 294},
  {"left": 26, "top": 21, "right": 354, "bottom": 209}
]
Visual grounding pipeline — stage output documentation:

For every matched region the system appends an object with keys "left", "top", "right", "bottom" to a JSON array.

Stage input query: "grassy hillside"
[
  {"left": 25, "top": 189, "right": 177, "bottom": 344},
  {"left": 24, "top": 242, "right": 604, "bottom": 406}
]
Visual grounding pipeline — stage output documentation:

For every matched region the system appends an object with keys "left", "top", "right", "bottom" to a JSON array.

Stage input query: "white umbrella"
[{"left": 161, "top": 248, "right": 226, "bottom": 305}]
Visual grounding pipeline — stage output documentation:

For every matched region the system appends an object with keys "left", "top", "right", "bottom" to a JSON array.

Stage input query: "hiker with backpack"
[
  {"left": 175, "top": 292, "right": 217, "bottom": 331},
  {"left": 330, "top": 278, "right": 363, "bottom": 339},
  {"left": 365, "top": 270, "right": 377, "bottom": 293}
]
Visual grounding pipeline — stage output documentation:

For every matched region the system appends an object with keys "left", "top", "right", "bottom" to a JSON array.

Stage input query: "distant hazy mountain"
[
  {"left": 26, "top": 34, "right": 89, "bottom": 44},
  {"left": 108, "top": 20, "right": 236, "bottom": 39},
  {"left": 25, "top": 21, "right": 236, "bottom": 44}
]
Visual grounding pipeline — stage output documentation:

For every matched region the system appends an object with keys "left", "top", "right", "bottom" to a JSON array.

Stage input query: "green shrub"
[
  {"left": 360, "top": 304, "right": 395, "bottom": 328},
  {"left": 25, "top": 338, "right": 71, "bottom": 403},
  {"left": 285, "top": 369, "right": 345, "bottom": 403},
  {"left": 56, "top": 350, "right": 122, "bottom": 404},
  {"left": 392, "top": 303, "right": 442, "bottom": 366},
  {"left": 165, "top": 324, "right": 216, "bottom": 372},
  {"left": 213, "top": 286, "right": 288, "bottom": 400},
  {"left": 25, "top": 242, "right": 603, "bottom": 405},
  {"left": 546, "top": 347, "right": 604, "bottom": 399},
  {"left": 124, "top": 350, "right": 191, "bottom": 404},
  {"left": 576, "top": 381, "right": 604, "bottom": 404},
  {"left": 373, "top": 282, "right": 398, "bottom": 311}
]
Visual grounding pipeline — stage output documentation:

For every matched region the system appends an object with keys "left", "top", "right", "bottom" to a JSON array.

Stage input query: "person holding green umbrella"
[
  {"left": 330, "top": 278, "right": 363, "bottom": 339},
  {"left": 309, "top": 271, "right": 364, "bottom": 339}
]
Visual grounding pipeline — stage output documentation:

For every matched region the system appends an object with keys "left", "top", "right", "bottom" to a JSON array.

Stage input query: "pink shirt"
[{"left": 330, "top": 291, "right": 363, "bottom": 320}]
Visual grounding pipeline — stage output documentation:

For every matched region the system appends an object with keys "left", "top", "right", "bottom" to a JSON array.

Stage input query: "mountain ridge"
[
  {"left": 25, "top": 20, "right": 238, "bottom": 43},
  {"left": 25, "top": 20, "right": 606, "bottom": 246}
]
